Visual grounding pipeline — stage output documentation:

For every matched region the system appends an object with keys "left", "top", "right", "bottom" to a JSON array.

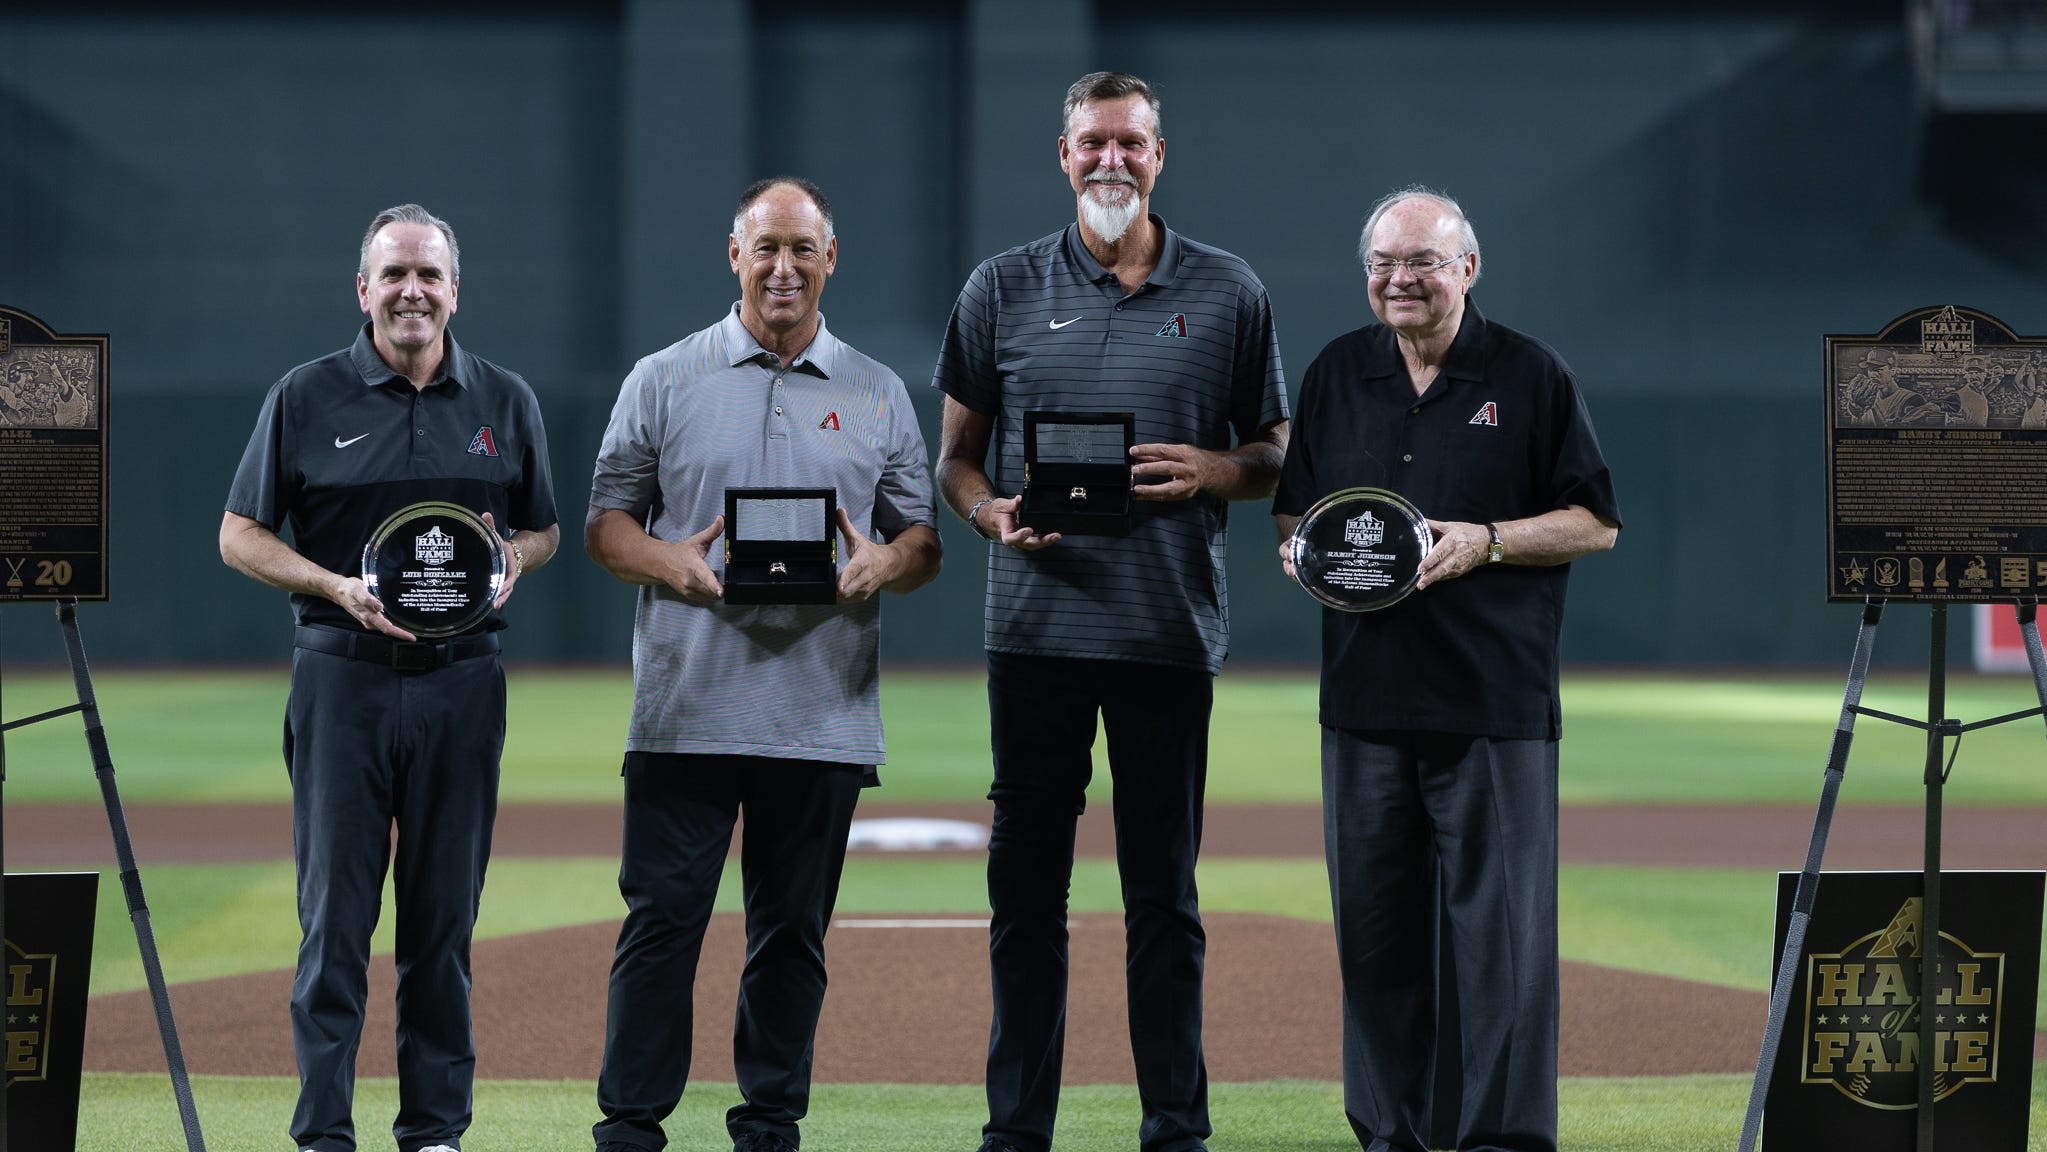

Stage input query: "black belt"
[{"left": 294, "top": 625, "right": 499, "bottom": 673}]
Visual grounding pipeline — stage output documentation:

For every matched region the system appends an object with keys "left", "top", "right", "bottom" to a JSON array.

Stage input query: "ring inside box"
[
  {"left": 1020, "top": 411, "right": 1135, "bottom": 537},
  {"left": 724, "top": 487, "right": 838, "bottom": 604}
]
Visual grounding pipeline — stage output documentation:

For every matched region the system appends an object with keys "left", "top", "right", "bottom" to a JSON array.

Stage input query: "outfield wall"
[{"left": 4, "top": 1, "right": 2040, "bottom": 668}]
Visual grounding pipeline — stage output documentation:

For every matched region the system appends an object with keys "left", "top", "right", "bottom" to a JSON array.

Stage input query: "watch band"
[{"left": 1485, "top": 522, "right": 1503, "bottom": 564}]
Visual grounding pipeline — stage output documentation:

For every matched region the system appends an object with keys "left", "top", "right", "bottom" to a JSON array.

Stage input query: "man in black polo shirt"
[
  {"left": 934, "top": 71, "right": 1288, "bottom": 1152},
  {"left": 1273, "top": 186, "right": 1618, "bottom": 1152},
  {"left": 221, "top": 203, "right": 559, "bottom": 1152}
]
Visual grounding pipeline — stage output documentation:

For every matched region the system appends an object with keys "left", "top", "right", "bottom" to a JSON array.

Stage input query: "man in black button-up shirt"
[
  {"left": 221, "top": 203, "right": 558, "bottom": 1152},
  {"left": 1274, "top": 187, "right": 1619, "bottom": 1152}
]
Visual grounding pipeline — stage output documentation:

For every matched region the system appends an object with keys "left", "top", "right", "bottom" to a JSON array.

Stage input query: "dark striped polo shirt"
[{"left": 934, "top": 219, "right": 1289, "bottom": 673}]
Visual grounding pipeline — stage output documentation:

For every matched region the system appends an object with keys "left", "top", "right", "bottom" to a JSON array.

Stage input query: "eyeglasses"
[{"left": 1364, "top": 253, "right": 1468, "bottom": 279}]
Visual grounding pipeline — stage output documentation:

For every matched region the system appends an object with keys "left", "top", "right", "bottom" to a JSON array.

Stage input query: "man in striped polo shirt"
[
  {"left": 933, "top": 71, "right": 1290, "bottom": 1152},
  {"left": 586, "top": 178, "right": 942, "bottom": 1152}
]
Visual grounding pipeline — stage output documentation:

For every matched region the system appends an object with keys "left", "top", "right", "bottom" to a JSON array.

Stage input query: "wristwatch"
[{"left": 1485, "top": 522, "right": 1503, "bottom": 564}]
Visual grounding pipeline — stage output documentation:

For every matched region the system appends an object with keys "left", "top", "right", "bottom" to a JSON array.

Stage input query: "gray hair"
[
  {"left": 358, "top": 203, "right": 460, "bottom": 280},
  {"left": 1358, "top": 185, "right": 1481, "bottom": 286},
  {"left": 732, "top": 176, "right": 835, "bottom": 246},
  {"left": 1061, "top": 71, "right": 1162, "bottom": 139}
]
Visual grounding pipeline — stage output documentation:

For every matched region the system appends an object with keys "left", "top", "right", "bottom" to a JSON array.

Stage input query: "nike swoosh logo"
[
  {"left": 334, "top": 433, "right": 370, "bottom": 448},
  {"left": 1048, "top": 317, "right": 1082, "bottom": 330}
]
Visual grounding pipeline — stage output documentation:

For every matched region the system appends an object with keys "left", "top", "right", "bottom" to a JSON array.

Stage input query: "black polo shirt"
[
  {"left": 226, "top": 323, "right": 557, "bottom": 633},
  {"left": 1273, "top": 301, "right": 1619, "bottom": 740}
]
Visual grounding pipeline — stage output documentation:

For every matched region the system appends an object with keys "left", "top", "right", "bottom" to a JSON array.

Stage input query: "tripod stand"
[
  {"left": 1, "top": 600, "right": 206, "bottom": 1152},
  {"left": 1736, "top": 597, "right": 2047, "bottom": 1152}
]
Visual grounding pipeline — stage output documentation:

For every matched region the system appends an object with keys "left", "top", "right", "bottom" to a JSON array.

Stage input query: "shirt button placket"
[{"left": 767, "top": 363, "right": 789, "bottom": 469}]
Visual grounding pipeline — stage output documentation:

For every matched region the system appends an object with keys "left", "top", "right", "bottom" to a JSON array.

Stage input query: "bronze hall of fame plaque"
[
  {"left": 0, "top": 306, "right": 109, "bottom": 602},
  {"left": 1826, "top": 305, "right": 2047, "bottom": 603}
]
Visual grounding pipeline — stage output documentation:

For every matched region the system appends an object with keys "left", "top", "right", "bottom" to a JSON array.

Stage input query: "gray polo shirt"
[
  {"left": 933, "top": 218, "right": 1288, "bottom": 673},
  {"left": 589, "top": 305, "right": 935, "bottom": 764}
]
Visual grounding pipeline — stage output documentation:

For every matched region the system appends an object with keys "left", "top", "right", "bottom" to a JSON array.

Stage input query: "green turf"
[
  {"left": 68, "top": 1070, "right": 2047, "bottom": 1151},
  {"left": 7, "top": 667, "right": 2047, "bottom": 805},
  {"left": 77, "top": 856, "right": 2047, "bottom": 1034},
  {"left": 84, "top": 857, "right": 1335, "bottom": 996}
]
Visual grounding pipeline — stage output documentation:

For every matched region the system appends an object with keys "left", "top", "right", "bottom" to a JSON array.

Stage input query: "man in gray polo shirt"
[
  {"left": 586, "top": 177, "right": 941, "bottom": 1152},
  {"left": 933, "top": 71, "right": 1289, "bottom": 1152}
]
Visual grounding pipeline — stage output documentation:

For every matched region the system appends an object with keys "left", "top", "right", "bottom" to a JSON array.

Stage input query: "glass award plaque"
[
  {"left": 1288, "top": 487, "right": 1434, "bottom": 612},
  {"left": 360, "top": 502, "right": 505, "bottom": 637},
  {"left": 724, "top": 487, "right": 837, "bottom": 604},
  {"left": 1019, "top": 411, "right": 1135, "bottom": 536}
]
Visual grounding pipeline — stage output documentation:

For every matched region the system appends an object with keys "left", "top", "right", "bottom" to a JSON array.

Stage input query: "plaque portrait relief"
[{"left": 0, "top": 342, "right": 101, "bottom": 431}]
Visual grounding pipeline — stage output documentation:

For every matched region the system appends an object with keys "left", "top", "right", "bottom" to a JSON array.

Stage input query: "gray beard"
[{"left": 1080, "top": 189, "right": 1142, "bottom": 243}]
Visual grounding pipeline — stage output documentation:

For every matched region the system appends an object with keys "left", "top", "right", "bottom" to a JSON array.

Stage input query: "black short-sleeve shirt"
[
  {"left": 225, "top": 323, "right": 557, "bottom": 633},
  {"left": 1273, "top": 301, "right": 1619, "bottom": 739}
]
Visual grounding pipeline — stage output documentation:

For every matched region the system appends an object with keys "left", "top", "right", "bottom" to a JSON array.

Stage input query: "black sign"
[
  {"left": 1765, "top": 870, "right": 2042, "bottom": 1150},
  {"left": 5, "top": 871, "right": 99, "bottom": 1152},
  {"left": 0, "top": 307, "right": 109, "bottom": 602},
  {"left": 1826, "top": 305, "right": 2047, "bottom": 603}
]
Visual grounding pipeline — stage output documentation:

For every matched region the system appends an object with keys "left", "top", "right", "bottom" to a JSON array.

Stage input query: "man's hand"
[
  {"left": 981, "top": 494, "right": 1062, "bottom": 551},
  {"left": 1129, "top": 441, "right": 1212, "bottom": 501},
  {"left": 333, "top": 573, "right": 416, "bottom": 640},
  {"left": 1274, "top": 513, "right": 1301, "bottom": 580},
  {"left": 668, "top": 516, "right": 726, "bottom": 603},
  {"left": 836, "top": 508, "right": 898, "bottom": 601},
  {"left": 483, "top": 511, "right": 520, "bottom": 609},
  {"left": 1417, "top": 520, "right": 1490, "bottom": 590}
]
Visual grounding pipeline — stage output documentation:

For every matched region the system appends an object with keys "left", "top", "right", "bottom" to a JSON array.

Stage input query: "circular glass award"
[
  {"left": 360, "top": 502, "right": 506, "bottom": 638},
  {"left": 1288, "top": 487, "right": 1434, "bottom": 612}
]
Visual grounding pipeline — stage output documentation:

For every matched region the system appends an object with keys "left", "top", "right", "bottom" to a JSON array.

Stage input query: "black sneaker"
[
  {"left": 733, "top": 1132, "right": 797, "bottom": 1152},
  {"left": 976, "top": 1140, "right": 1026, "bottom": 1152}
]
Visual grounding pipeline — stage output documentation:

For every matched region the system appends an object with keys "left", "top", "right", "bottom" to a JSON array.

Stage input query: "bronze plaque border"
[
  {"left": 1825, "top": 305, "right": 2047, "bottom": 604},
  {"left": 0, "top": 306, "right": 110, "bottom": 602}
]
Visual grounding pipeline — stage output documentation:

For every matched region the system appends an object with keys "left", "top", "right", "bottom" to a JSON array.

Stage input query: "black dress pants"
[
  {"left": 982, "top": 651, "right": 1214, "bottom": 1152},
  {"left": 594, "top": 752, "right": 863, "bottom": 1152},
  {"left": 285, "top": 646, "right": 504, "bottom": 1152},
  {"left": 1321, "top": 726, "right": 1560, "bottom": 1152}
]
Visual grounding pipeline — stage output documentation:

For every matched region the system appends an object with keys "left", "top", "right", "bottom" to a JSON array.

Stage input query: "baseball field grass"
[{"left": 4, "top": 664, "right": 2044, "bottom": 1150}]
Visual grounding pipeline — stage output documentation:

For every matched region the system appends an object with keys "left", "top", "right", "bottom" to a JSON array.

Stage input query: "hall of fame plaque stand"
[
  {"left": 1737, "top": 305, "right": 2047, "bottom": 1152},
  {"left": 0, "top": 306, "right": 207, "bottom": 1151}
]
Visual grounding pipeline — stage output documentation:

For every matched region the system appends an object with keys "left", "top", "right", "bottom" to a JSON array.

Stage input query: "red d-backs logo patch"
[
  {"left": 1156, "top": 314, "right": 1188, "bottom": 338},
  {"left": 467, "top": 426, "right": 500, "bottom": 457},
  {"left": 819, "top": 411, "right": 841, "bottom": 431},
  {"left": 1468, "top": 402, "right": 1498, "bottom": 426}
]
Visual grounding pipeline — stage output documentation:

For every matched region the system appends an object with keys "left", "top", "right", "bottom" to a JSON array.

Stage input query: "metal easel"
[
  {"left": 1736, "top": 596, "right": 2047, "bottom": 1152},
  {"left": 1, "top": 601, "right": 206, "bottom": 1151}
]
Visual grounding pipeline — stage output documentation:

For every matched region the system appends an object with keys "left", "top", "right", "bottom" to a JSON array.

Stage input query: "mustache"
[{"left": 1086, "top": 171, "right": 1137, "bottom": 186}]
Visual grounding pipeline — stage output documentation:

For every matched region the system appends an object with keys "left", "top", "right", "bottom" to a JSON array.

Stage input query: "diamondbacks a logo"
[
  {"left": 1344, "top": 510, "right": 1384, "bottom": 549},
  {"left": 415, "top": 525, "right": 455, "bottom": 567},
  {"left": 1802, "top": 896, "right": 2004, "bottom": 1108},
  {"left": 1920, "top": 305, "right": 1974, "bottom": 360},
  {"left": 1156, "top": 314, "right": 1188, "bottom": 339},
  {"left": 5, "top": 941, "right": 56, "bottom": 1085},
  {"left": 467, "top": 426, "right": 499, "bottom": 457},
  {"left": 1469, "top": 402, "right": 1499, "bottom": 426},
  {"left": 819, "top": 411, "right": 841, "bottom": 431}
]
